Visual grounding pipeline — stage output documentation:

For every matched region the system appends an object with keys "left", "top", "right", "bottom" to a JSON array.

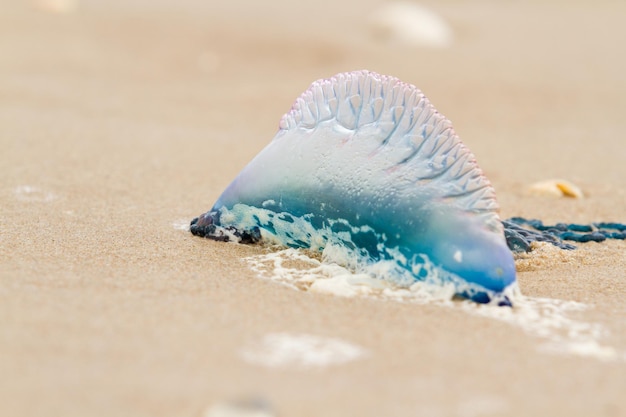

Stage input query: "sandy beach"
[{"left": 1, "top": 1, "right": 625, "bottom": 416}]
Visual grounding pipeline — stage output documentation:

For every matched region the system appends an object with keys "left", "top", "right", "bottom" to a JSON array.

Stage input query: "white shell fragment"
[
  {"left": 33, "top": 0, "right": 78, "bottom": 13},
  {"left": 369, "top": 2, "right": 453, "bottom": 48}
]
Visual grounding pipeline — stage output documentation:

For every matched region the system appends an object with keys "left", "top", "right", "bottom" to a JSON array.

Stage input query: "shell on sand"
[
  {"left": 191, "top": 71, "right": 516, "bottom": 304},
  {"left": 368, "top": 2, "right": 453, "bottom": 48},
  {"left": 528, "top": 179, "right": 584, "bottom": 198},
  {"left": 33, "top": 0, "right": 78, "bottom": 14}
]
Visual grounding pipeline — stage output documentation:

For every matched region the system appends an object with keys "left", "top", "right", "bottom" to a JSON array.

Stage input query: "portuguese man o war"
[{"left": 191, "top": 70, "right": 518, "bottom": 305}]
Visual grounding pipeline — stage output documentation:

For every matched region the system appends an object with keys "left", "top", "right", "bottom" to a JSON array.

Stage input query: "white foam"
[
  {"left": 239, "top": 333, "right": 368, "bottom": 369},
  {"left": 14, "top": 185, "right": 56, "bottom": 202},
  {"left": 247, "top": 249, "right": 466, "bottom": 304},
  {"left": 172, "top": 219, "right": 191, "bottom": 231},
  {"left": 461, "top": 296, "right": 620, "bottom": 361},
  {"left": 245, "top": 249, "right": 624, "bottom": 362}
]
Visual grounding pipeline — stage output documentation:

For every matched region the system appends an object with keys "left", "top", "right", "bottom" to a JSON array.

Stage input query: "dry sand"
[{"left": 1, "top": 1, "right": 625, "bottom": 416}]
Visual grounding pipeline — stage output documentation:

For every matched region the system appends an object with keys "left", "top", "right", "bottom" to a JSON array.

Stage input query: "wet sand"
[{"left": 1, "top": 1, "right": 625, "bottom": 416}]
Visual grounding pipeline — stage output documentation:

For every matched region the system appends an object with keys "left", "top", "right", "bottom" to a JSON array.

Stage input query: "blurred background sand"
[{"left": 1, "top": 1, "right": 625, "bottom": 416}]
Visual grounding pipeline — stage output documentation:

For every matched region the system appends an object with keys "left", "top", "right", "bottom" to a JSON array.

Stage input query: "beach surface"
[{"left": 1, "top": 1, "right": 625, "bottom": 416}]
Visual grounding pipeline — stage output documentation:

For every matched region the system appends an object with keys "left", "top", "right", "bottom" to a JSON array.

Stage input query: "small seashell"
[
  {"left": 368, "top": 2, "right": 453, "bottom": 48},
  {"left": 528, "top": 179, "right": 584, "bottom": 199},
  {"left": 33, "top": 0, "right": 78, "bottom": 14}
]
